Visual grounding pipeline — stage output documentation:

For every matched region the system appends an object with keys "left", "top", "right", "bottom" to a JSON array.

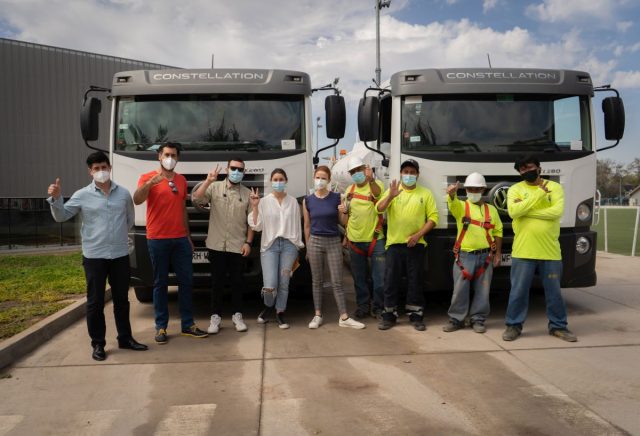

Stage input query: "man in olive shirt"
[
  {"left": 376, "top": 159, "right": 439, "bottom": 331},
  {"left": 503, "top": 155, "right": 577, "bottom": 342},
  {"left": 192, "top": 158, "right": 254, "bottom": 334}
]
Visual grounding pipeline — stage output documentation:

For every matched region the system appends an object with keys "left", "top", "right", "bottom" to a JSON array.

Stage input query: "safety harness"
[
  {"left": 452, "top": 200, "right": 496, "bottom": 281},
  {"left": 344, "top": 183, "right": 384, "bottom": 257}
]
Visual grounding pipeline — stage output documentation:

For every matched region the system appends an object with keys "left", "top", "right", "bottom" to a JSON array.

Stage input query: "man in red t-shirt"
[{"left": 134, "top": 142, "right": 208, "bottom": 344}]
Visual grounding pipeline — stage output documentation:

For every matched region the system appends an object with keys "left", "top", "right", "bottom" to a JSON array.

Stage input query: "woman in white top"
[{"left": 249, "top": 168, "right": 304, "bottom": 328}]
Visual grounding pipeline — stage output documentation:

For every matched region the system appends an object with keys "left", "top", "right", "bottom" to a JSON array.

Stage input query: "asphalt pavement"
[{"left": 0, "top": 251, "right": 639, "bottom": 435}]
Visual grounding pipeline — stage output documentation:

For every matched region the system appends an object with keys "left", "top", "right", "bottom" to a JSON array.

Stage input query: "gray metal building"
[{"left": 0, "top": 38, "right": 174, "bottom": 248}]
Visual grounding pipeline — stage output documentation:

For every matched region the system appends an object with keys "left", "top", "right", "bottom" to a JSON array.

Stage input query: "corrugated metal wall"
[{"left": 0, "top": 38, "right": 174, "bottom": 197}]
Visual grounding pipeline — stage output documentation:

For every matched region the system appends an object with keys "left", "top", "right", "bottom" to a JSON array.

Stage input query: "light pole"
[
  {"left": 316, "top": 116, "right": 322, "bottom": 154},
  {"left": 375, "top": 0, "right": 391, "bottom": 86}
]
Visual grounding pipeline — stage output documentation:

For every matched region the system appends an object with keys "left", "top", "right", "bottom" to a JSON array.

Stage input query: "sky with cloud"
[{"left": 1, "top": 0, "right": 638, "bottom": 162}]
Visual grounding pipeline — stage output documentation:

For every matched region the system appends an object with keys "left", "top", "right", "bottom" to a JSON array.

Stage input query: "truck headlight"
[
  {"left": 576, "top": 236, "right": 590, "bottom": 255},
  {"left": 576, "top": 203, "right": 591, "bottom": 222}
]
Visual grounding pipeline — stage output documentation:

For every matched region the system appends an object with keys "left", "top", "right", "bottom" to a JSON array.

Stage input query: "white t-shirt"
[{"left": 248, "top": 193, "right": 305, "bottom": 252}]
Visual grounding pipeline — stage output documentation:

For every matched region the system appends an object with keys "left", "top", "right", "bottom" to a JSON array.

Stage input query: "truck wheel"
[{"left": 134, "top": 286, "right": 153, "bottom": 303}]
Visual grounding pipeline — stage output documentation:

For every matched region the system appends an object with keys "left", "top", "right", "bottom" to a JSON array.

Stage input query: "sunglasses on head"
[
  {"left": 168, "top": 180, "right": 178, "bottom": 194},
  {"left": 229, "top": 166, "right": 245, "bottom": 172}
]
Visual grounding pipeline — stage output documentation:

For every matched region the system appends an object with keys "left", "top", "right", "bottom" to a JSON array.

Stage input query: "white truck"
[
  {"left": 81, "top": 68, "right": 345, "bottom": 301},
  {"left": 357, "top": 68, "right": 625, "bottom": 291}
]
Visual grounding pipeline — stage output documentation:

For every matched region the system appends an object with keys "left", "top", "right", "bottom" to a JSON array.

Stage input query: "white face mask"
[
  {"left": 467, "top": 192, "right": 482, "bottom": 203},
  {"left": 161, "top": 157, "right": 177, "bottom": 171},
  {"left": 93, "top": 170, "right": 110, "bottom": 184},
  {"left": 314, "top": 178, "right": 328, "bottom": 190}
]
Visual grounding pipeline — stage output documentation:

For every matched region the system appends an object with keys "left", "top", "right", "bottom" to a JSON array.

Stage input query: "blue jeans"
[
  {"left": 260, "top": 237, "right": 299, "bottom": 312},
  {"left": 505, "top": 258, "right": 568, "bottom": 331},
  {"left": 448, "top": 251, "right": 492, "bottom": 323},
  {"left": 147, "top": 237, "right": 194, "bottom": 330},
  {"left": 349, "top": 239, "right": 385, "bottom": 312}
]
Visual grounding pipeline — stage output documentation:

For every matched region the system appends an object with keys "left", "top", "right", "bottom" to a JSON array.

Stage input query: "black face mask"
[{"left": 521, "top": 169, "right": 539, "bottom": 182}]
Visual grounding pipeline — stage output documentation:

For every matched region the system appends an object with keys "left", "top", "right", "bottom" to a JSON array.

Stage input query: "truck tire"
[{"left": 134, "top": 286, "right": 153, "bottom": 303}]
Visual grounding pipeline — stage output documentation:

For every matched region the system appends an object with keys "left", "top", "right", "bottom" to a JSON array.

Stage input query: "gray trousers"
[{"left": 307, "top": 235, "right": 348, "bottom": 315}]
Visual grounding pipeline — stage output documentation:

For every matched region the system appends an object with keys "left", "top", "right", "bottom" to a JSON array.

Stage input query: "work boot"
[
  {"left": 409, "top": 313, "right": 426, "bottom": 331},
  {"left": 442, "top": 319, "right": 463, "bottom": 333},
  {"left": 549, "top": 328, "right": 577, "bottom": 342},
  {"left": 502, "top": 325, "right": 522, "bottom": 341},
  {"left": 378, "top": 312, "right": 397, "bottom": 330}
]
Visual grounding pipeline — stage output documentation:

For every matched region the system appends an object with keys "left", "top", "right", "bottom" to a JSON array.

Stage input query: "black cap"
[{"left": 400, "top": 159, "right": 419, "bottom": 172}]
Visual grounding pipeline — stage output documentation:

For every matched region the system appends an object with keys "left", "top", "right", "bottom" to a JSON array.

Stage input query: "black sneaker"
[
  {"left": 181, "top": 325, "right": 208, "bottom": 338},
  {"left": 378, "top": 312, "right": 397, "bottom": 330},
  {"left": 442, "top": 320, "right": 463, "bottom": 333},
  {"left": 409, "top": 313, "right": 426, "bottom": 331},
  {"left": 257, "top": 307, "right": 273, "bottom": 324},
  {"left": 353, "top": 308, "right": 369, "bottom": 319},
  {"left": 155, "top": 328, "right": 168, "bottom": 344},
  {"left": 275, "top": 312, "right": 290, "bottom": 329}
]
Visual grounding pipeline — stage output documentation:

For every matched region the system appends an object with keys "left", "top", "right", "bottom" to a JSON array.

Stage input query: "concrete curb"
[{"left": 0, "top": 289, "right": 111, "bottom": 370}]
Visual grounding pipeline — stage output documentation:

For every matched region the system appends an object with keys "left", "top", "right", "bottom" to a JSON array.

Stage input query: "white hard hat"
[
  {"left": 347, "top": 156, "right": 365, "bottom": 171},
  {"left": 464, "top": 172, "right": 487, "bottom": 188}
]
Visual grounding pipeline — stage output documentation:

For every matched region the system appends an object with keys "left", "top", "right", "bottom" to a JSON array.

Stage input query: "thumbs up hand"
[{"left": 48, "top": 178, "right": 61, "bottom": 199}]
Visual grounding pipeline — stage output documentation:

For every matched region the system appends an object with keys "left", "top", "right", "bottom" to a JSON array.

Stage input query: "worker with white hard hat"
[
  {"left": 338, "top": 156, "right": 385, "bottom": 319},
  {"left": 443, "top": 172, "right": 503, "bottom": 334}
]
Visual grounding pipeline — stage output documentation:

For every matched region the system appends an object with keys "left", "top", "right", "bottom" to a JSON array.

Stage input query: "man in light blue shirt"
[{"left": 47, "top": 151, "right": 147, "bottom": 361}]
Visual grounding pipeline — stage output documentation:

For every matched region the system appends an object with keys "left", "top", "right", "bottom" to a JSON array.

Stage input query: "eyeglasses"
[
  {"left": 229, "top": 166, "right": 245, "bottom": 172},
  {"left": 168, "top": 180, "right": 178, "bottom": 194}
]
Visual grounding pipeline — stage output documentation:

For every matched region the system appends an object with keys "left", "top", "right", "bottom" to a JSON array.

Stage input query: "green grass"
[
  {"left": 0, "top": 251, "right": 85, "bottom": 339},
  {"left": 592, "top": 207, "right": 640, "bottom": 256}
]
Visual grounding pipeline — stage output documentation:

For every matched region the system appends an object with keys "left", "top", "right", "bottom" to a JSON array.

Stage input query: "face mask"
[
  {"left": 161, "top": 157, "right": 177, "bottom": 171},
  {"left": 314, "top": 178, "right": 328, "bottom": 190},
  {"left": 92, "top": 170, "right": 110, "bottom": 184},
  {"left": 521, "top": 169, "right": 538, "bottom": 183},
  {"left": 467, "top": 192, "right": 482, "bottom": 203},
  {"left": 272, "top": 181, "right": 286, "bottom": 192},
  {"left": 401, "top": 174, "right": 417, "bottom": 187},
  {"left": 351, "top": 171, "right": 366, "bottom": 185},
  {"left": 228, "top": 169, "right": 244, "bottom": 184}
]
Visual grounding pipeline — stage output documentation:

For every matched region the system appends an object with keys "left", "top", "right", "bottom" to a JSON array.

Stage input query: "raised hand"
[
  {"left": 389, "top": 179, "right": 400, "bottom": 198},
  {"left": 207, "top": 164, "right": 221, "bottom": 183},
  {"left": 364, "top": 165, "right": 374, "bottom": 182},
  {"left": 149, "top": 172, "right": 164, "bottom": 185},
  {"left": 249, "top": 187, "right": 260, "bottom": 208},
  {"left": 447, "top": 181, "right": 459, "bottom": 199},
  {"left": 48, "top": 178, "right": 61, "bottom": 199}
]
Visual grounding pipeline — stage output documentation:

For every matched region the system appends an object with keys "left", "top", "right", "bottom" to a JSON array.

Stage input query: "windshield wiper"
[{"left": 441, "top": 141, "right": 480, "bottom": 152}]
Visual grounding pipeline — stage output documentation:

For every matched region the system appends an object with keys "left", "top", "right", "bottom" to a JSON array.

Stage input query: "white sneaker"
[
  {"left": 232, "top": 312, "right": 248, "bottom": 332},
  {"left": 308, "top": 315, "right": 323, "bottom": 329},
  {"left": 207, "top": 314, "right": 222, "bottom": 334},
  {"left": 339, "top": 317, "right": 365, "bottom": 329}
]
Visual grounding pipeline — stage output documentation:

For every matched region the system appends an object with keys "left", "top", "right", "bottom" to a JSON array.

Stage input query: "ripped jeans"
[{"left": 260, "top": 237, "right": 299, "bottom": 312}]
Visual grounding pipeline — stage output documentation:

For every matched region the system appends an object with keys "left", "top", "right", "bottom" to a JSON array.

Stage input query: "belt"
[{"left": 466, "top": 248, "right": 490, "bottom": 254}]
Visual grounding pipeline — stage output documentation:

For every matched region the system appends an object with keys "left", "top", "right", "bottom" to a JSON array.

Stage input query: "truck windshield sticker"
[{"left": 281, "top": 139, "right": 296, "bottom": 150}]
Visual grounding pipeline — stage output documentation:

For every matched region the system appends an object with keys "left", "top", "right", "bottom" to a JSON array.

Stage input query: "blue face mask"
[
  {"left": 351, "top": 171, "right": 366, "bottom": 185},
  {"left": 228, "top": 169, "right": 244, "bottom": 184},
  {"left": 401, "top": 174, "right": 417, "bottom": 186},
  {"left": 271, "top": 181, "right": 286, "bottom": 192}
]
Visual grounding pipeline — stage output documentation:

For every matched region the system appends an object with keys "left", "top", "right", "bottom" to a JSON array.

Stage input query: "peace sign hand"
[
  {"left": 207, "top": 164, "right": 221, "bottom": 183},
  {"left": 249, "top": 187, "right": 261, "bottom": 207}
]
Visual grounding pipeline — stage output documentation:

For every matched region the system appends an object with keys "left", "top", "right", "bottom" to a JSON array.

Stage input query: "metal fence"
[
  {"left": 0, "top": 198, "right": 79, "bottom": 249},
  {"left": 593, "top": 206, "right": 640, "bottom": 257}
]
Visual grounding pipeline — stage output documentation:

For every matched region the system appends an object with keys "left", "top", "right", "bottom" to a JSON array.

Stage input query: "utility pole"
[{"left": 375, "top": 0, "right": 391, "bottom": 86}]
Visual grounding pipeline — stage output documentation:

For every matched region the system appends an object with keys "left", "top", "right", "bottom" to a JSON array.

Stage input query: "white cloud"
[
  {"left": 526, "top": 0, "right": 618, "bottom": 23},
  {"left": 616, "top": 20, "right": 633, "bottom": 32},
  {"left": 483, "top": 0, "right": 499, "bottom": 14},
  {"left": 612, "top": 70, "right": 640, "bottom": 88}
]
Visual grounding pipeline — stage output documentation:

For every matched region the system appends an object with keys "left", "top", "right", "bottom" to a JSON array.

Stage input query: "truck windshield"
[
  {"left": 115, "top": 94, "right": 305, "bottom": 151},
  {"left": 401, "top": 94, "right": 591, "bottom": 153}
]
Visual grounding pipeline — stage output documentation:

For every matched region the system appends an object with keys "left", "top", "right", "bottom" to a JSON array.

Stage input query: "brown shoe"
[{"left": 549, "top": 328, "right": 577, "bottom": 342}]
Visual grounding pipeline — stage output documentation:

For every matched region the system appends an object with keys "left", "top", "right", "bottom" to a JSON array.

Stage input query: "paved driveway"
[{"left": 1, "top": 252, "right": 639, "bottom": 435}]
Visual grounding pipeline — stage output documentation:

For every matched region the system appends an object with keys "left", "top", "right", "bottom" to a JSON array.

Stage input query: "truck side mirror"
[
  {"left": 325, "top": 95, "right": 346, "bottom": 139},
  {"left": 602, "top": 96, "right": 625, "bottom": 141},
  {"left": 380, "top": 94, "right": 392, "bottom": 143},
  {"left": 80, "top": 97, "right": 101, "bottom": 141},
  {"left": 358, "top": 96, "right": 379, "bottom": 142}
]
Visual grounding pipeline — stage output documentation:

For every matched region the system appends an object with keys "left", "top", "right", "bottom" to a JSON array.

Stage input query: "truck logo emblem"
[{"left": 489, "top": 182, "right": 513, "bottom": 214}]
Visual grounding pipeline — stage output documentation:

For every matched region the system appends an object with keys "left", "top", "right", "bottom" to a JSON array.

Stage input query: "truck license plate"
[
  {"left": 501, "top": 253, "right": 512, "bottom": 266},
  {"left": 192, "top": 250, "right": 209, "bottom": 264}
]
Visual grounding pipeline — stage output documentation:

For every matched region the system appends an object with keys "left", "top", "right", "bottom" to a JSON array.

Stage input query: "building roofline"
[{"left": 0, "top": 37, "right": 178, "bottom": 69}]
